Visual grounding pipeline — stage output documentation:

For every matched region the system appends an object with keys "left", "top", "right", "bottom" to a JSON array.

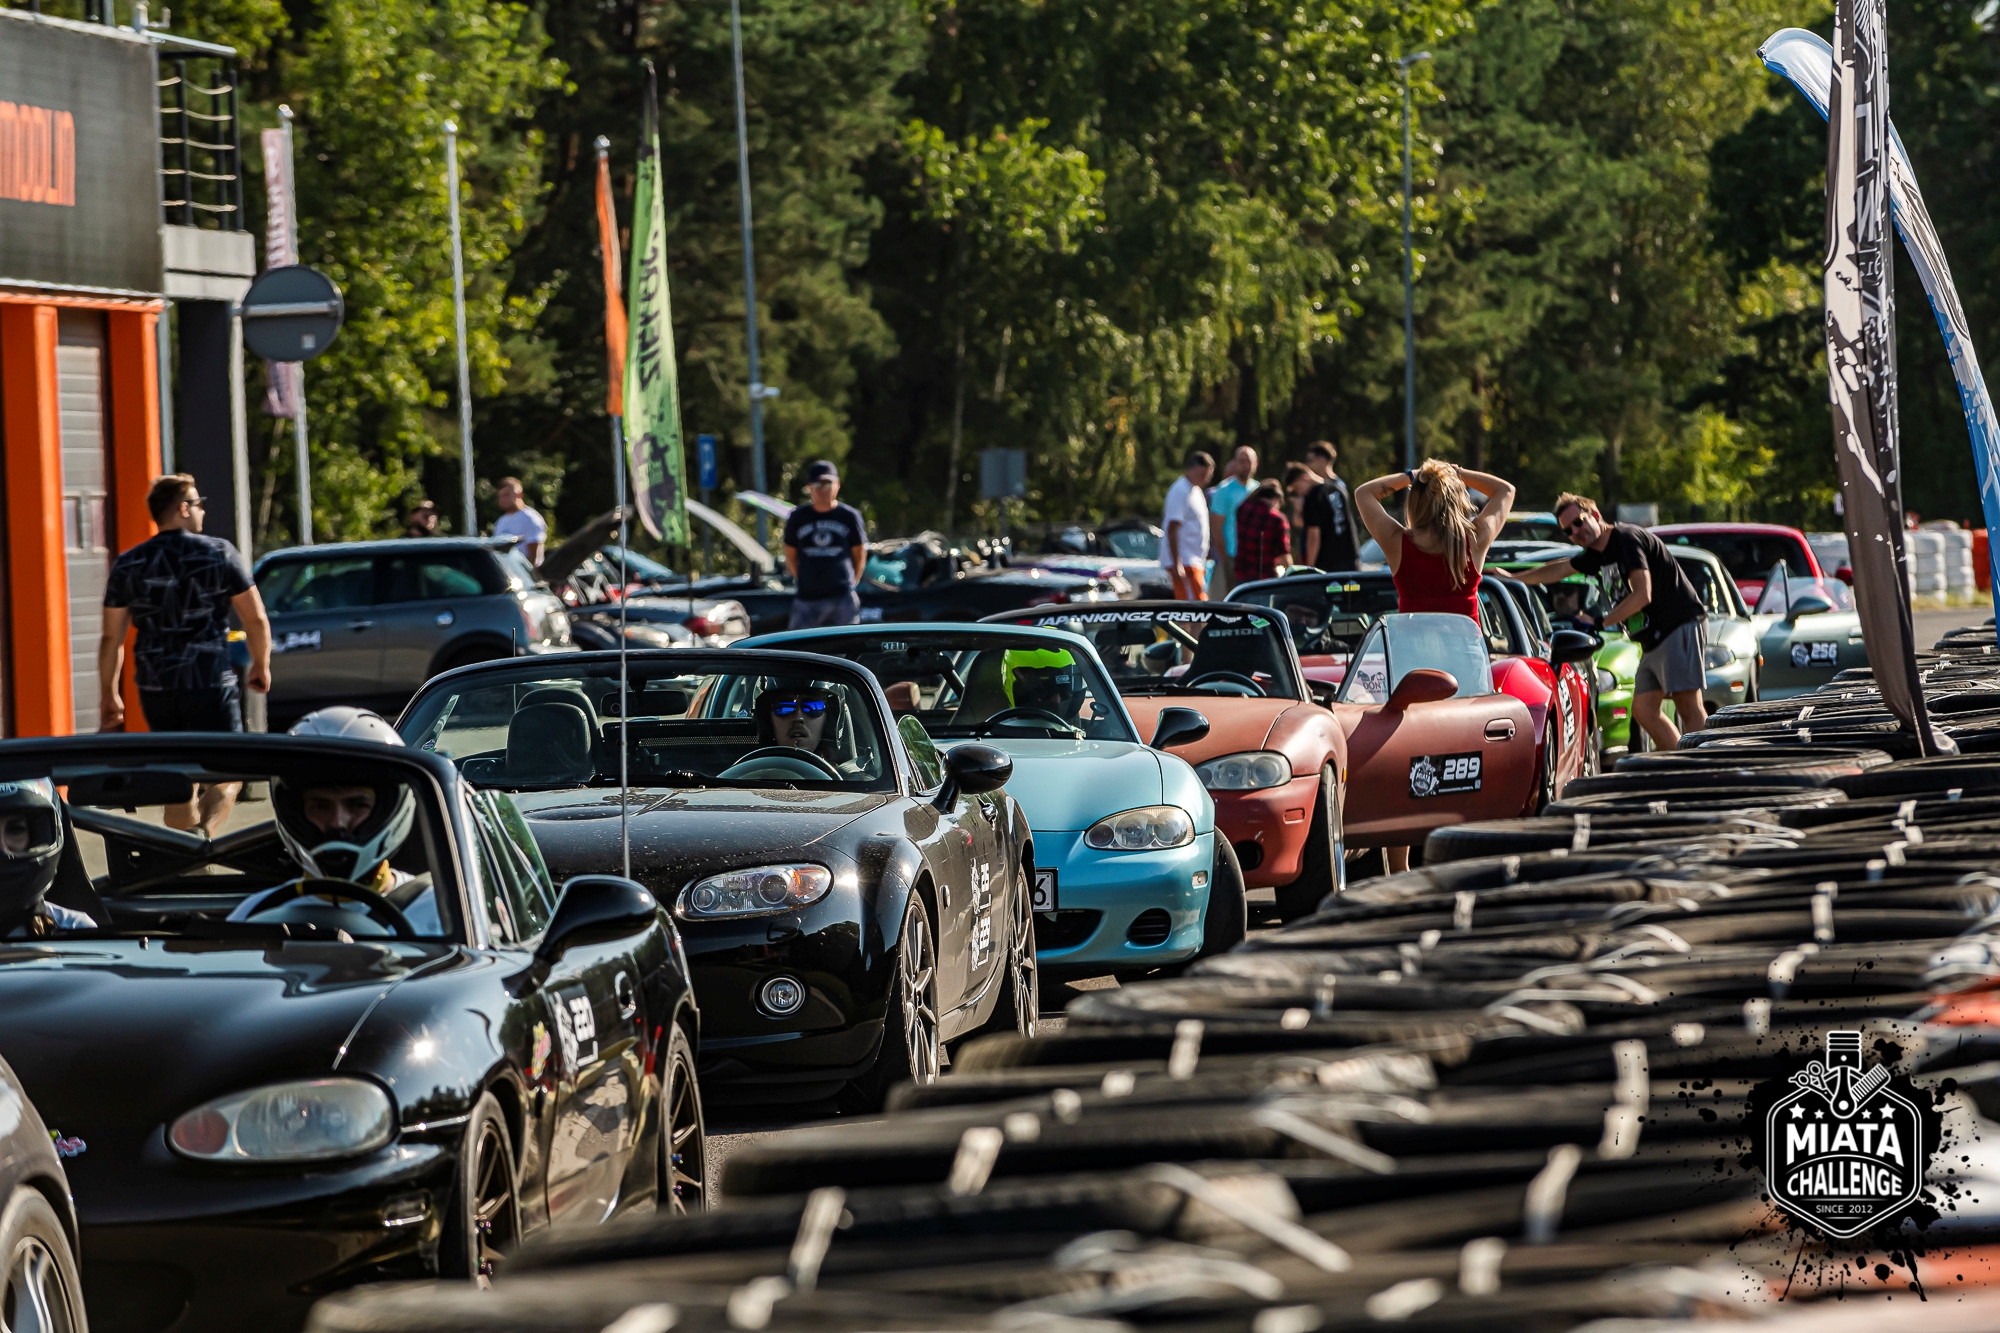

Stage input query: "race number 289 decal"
[{"left": 1409, "top": 752, "right": 1482, "bottom": 798}]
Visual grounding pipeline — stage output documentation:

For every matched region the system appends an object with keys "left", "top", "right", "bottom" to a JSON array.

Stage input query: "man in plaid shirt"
[{"left": 1232, "top": 480, "right": 1290, "bottom": 584}]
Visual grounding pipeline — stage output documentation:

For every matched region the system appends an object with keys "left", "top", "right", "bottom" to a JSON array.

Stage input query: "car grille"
[
  {"left": 1126, "top": 909, "right": 1172, "bottom": 947},
  {"left": 1035, "top": 910, "right": 1101, "bottom": 951}
]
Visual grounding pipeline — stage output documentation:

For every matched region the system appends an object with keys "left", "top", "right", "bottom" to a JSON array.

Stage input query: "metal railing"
[{"left": 158, "top": 44, "right": 243, "bottom": 230}]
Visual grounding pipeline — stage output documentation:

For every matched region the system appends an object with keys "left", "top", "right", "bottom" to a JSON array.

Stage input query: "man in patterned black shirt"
[{"left": 100, "top": 475, "right": 273, "bottom": 836}]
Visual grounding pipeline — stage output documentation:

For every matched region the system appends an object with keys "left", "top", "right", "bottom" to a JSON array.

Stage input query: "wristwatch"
[{"left": 1403, "top": 469, "right": 1416, "bottom": 488}]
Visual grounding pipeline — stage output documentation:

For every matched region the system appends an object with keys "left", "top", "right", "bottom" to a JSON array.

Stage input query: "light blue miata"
[{"left": 741, "top": 623, "right": 1234, "bottom": 976}]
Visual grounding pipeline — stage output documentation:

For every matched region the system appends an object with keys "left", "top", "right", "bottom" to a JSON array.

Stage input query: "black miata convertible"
[
  {"left": 0, "top": 732, "right": 701, "bottom": 1333},
  {"left": 396, "top": 648, "right": 1038, "bottom": 1107}
]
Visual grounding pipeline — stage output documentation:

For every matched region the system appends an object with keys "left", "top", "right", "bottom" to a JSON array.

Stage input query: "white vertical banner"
[
  {"left": 1822, "top": 0, "right": 1946, "bottom": 751},
  {"left": 260, "top": 126, "right": 300, "bottom": 419}
]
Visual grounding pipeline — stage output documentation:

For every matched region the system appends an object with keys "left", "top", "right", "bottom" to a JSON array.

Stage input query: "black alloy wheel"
[
  {"left": 443, "top": 1093, "right": 519, "bottom": 1285},
  {"left": 0, "top": 1189, "right": 82, "bottom": 1333},
  {"left": 657, "top": 1024, "right": 707, "bottom": 1215},
  {"left": 1273, "top": 766, "right": 1337, "bottom": 922},
  {"left": 844, "top": 893, "right": 941, "bottom": 1111},
  {"left": 975, "top": 867, "right": 1041, "bottom": 1039}
]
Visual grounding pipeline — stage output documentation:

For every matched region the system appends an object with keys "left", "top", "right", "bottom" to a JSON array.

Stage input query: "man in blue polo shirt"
[{"left": 782, "top": 460, "right": 869, "bottom": 628}]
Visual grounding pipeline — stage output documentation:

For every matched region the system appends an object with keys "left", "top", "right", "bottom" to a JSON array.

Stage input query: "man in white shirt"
[
  {"left": 1160, "top": 450, "right": 1215, "bottom": 601},
  {"left": 492, "top": 476, "right": 548, "bottom": 565}
]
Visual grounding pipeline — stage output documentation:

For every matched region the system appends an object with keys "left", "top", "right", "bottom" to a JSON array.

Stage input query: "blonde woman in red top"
[
  {"left": 1353, "top": 459, "right": 1515, "bottom": 877},
  {"left": 1355, "top": 460, "right": 1516, "bottom": 619}
]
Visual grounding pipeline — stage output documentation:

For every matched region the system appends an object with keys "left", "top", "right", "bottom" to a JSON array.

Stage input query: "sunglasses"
[
  {"left": 772, "top": 698, "right": 830, "bottom": 717},
  {"left": 1559, "top": 512, "right": 1589, "bottom": 535}
]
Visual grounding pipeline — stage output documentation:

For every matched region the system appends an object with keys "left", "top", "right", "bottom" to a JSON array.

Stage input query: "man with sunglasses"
[
  {"left": 783, "top": 461, "right": 869, "bottom": 628},
  {"left": 757, "top": 688, "right": 839, "bottom": 757},
  {"left": 1518, "top": 491, "right": 1707, "bottom": 748}
]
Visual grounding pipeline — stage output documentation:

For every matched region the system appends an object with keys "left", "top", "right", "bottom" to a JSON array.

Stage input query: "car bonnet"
[{"left": 943, "top": 738, "right": 1163, "bottom": 833}]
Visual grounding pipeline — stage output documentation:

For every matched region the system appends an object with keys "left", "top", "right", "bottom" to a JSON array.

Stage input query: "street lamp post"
[
  {"left": 729, "top": 0, "right": 777, "bottom": 547},
  {"left": 1399, "top": 50, "right": 1431, "bottom": 473},
  {"left": 444, "top": 119, "right": 476, "bottom": 537}
]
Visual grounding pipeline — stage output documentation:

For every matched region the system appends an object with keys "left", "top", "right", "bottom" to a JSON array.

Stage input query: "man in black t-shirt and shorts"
[
  {"left": 1518, "top": 491, "right": 1708, "bottom": 749},
  {"left": 782, "top": 460, "right": 869, "bottom": 628}
]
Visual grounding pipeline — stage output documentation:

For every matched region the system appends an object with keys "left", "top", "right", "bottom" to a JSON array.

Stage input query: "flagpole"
[
  {"left": 615, "top": 413, "right": 630, "bottom": 879},
  {"left": 596, "top": 131, "right": 633, "bottom": 879},
  {"left": 729, "top": 0, "right": 771, "bottom": 549},
  {"left": 281, "top": 104, "right": 312, "bottom": 545},
  {"left": 445, "top": 119, "right": 477, "bottom": 537}
]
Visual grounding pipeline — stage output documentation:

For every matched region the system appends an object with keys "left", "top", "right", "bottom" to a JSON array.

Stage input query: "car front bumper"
[
  {"left": 1209, "top": 774, "right": 1320, "bottom": 889},
  {"left": 77, "top": 1136, "right": 457, "bottom": 1333},
  {"left": 1031, "top": 829, "right": 1212, "bottom": 978}
]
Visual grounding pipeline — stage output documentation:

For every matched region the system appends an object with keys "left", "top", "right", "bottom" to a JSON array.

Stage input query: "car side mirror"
[
  {"left": 1306, "top": 680, "right": 1338, "bottom": 708},
  {"left": 936, "top": 742, "right": 1012, "bottom": 810},
  {"left": 1548, "top": 628, "right": 1601, "bottom": 668},
  {"left": 1788, "top": 595, "right": 1833, "bottom": 621},
  {"left": 1151, "top": 706, "right": 1211, "bottom": 750},
  {"left": 1384, "top": 668, "right": 1458, "bottom": 712},
  {"left": 512, "top": 875, "right": 658, "bottom": 993},
  {"left": 1835, "top": 566, "right": 1853, "bottom": 586}
]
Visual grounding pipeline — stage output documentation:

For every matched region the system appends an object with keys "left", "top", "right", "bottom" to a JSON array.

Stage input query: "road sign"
[
  {"left": 241, "top": 264, "right": 344, "bottom": 363},
  {"left": 980, "top": 448, "right": 1027, "bottom": 501},
  {"left": 697, "top": 434, "right": 719, "bottom": 491}
]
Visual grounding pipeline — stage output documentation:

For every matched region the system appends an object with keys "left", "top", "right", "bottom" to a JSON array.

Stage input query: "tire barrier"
[{"left": 309, "top": 631, "right": 2000, "bottom": 1332}]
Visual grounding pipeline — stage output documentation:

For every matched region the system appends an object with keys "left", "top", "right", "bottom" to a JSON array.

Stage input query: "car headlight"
[
  {"left": 1595, "top": 669, "right": 1617, "bottom": 693},
  {"left": 1703, "top": 643, "right": 1736, "bottom": 669},
  {"left": 1084, "top": 806, "right": 1195, "bottom": 851},
  {"left": 1194, "top": 751, "right": 1292, "bottom": 791},
  {"left": 676, "top": 864, "right": 832, "bottom": 919},
  {"left": 169, "top": 1078, "right": 395, "bottom": 1163}
]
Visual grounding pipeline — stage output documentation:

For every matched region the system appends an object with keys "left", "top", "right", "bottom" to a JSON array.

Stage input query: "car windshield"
[
  {"left": 0, "top": 752, "right": 465, "bottom": 942},
  {"left": 399, "top": 660, "right": 896, "bottom": 792},
  {"left": 1754, "top": 574, "right": 1856, "bottom": 616},
  {"left": 1336, "top": 613, "right": 1494, "bottom": 704},
  {"left": 1662, "top": 531, "right": 1812, "bottom": 581},
  {"left": 1673, "top": 554, "right": 1749, "bottom": 619},
  {"left": 1499, "top": 567, "right": 1616, "bottom": 628},
  {"left": 775, "top": 631, "right": 1136, "bottom": 742},
  {"left": 1105, "top": 527, "right": 1159, "bottom": 560},
  {"left": 997, "top": 606, "right": 1305, "bottom": 701},
  {"left": 1230, "top": 576, "right": 1401, "bottom": 657},
  {"left": 602, "top": 545, "right": 677, "bottom": 583},
  {"left": 1498, "top": 514, "right": 1562, "bottom": 542}
]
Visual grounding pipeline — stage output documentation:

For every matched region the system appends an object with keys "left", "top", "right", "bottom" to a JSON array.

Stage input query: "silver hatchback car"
[{"left": 255, "top": 537, "right": 572, "bottom": 726}]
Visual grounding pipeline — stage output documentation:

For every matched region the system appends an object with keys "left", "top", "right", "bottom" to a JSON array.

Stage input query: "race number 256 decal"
[{"left": 1409, "top": 752, "right": 1481, "bottom": 798}]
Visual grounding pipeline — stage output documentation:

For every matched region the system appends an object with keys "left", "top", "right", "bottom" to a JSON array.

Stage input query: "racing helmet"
[
  {"left": 275, "top": 709, "right": 415, "bottom": 882},
  {"left": 1002, "top": 647, "right": 1084, "bottom": 714},
  {"left": 0, "top": 779, "right": 63, "bottom": 926}
]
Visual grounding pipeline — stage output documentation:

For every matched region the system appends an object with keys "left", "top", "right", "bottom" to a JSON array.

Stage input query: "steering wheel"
[
  {"left": 719, "top": 746, "right": 843, "bottom": 781},
  {"left": 1184, "top": 671, "right": 1268, "bottom": 698},
  {"left": 226, "top": 877, "right": 417, "bottom": 938},
  {"left": 977, "top": 707, "right": 1084, "bottom": 739}
]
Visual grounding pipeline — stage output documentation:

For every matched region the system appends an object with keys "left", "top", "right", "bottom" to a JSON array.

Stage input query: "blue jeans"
[{"left": 788, "top": 591, "right": 862, "bottom": 628}]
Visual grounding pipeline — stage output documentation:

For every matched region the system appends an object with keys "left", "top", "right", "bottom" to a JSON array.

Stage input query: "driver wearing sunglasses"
[{"left": 755, "top": 688, "right": 839, "bottom": 757}]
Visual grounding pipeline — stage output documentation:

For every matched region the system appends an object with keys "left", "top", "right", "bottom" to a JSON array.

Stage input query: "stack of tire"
[{"left": 310, "top": 629, "right": 2000, "bottom": 1332}]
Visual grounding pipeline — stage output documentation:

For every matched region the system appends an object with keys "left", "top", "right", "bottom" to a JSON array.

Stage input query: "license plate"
[
  {"left": 1410, "top": 752, "right": 1481, "bottom": 798},
  {"left": 1031, "top": 869, "right": 1058, "bottom": 912},
  {"left": 1790, "top": 641, "right": 1840, "bottom": 668}
]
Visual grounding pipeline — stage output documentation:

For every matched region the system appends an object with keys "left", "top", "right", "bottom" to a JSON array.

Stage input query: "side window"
[
  {"left": 1475, "top": 589, "right": 1511, "bottom": 657},
  {"left": 260, "top": 558, "right": 375, "bottom": 613},
  {"left": 487, "top": 791, "right": 555, "bottom": 934},
  {"left": 899, "top": 715, "right": 944, "bottom": 790},
  {"left": 382, "top": 555, "right": 499, "bottom": 603},
  {"left": 470, "top": 794, "right": 542, "bottom": 945},
  {"left": 1337, "top": 627, "right": 1389, "bottom": 704}
]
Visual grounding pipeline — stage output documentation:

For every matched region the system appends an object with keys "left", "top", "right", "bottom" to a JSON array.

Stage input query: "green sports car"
[
  {"left": 1489, "top": 559, "right": 1641, "bottom": 753},
  {"left": 1751, "top": 571, "right": 1867, "bottom": 699}
]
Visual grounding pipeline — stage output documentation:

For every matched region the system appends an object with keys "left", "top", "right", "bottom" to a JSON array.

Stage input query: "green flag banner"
[{"left": 624, "top": 61, "right": 688, "bottom": 544}]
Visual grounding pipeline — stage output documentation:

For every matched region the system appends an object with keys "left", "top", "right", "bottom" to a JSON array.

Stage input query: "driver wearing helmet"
[
  {"left": 1000, "top": 647, "right": 1088, "bottom": 726},
  {"left": 0, "top": 780, "right": 95, "bottom": 938},
  {"left": 275, "top": 709, "right": 420, "bottom": 898}
]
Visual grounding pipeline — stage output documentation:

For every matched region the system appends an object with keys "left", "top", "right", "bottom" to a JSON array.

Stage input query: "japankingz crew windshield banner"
[
  {"left": 1760, "top": 27, "right": 2000, "bottom": 634},
  {"left": 1818, "top": 0, "right": 1947, "bottom": 753},
  {"left": 623, "top": 61, "right": 689, "bottom": 545}
]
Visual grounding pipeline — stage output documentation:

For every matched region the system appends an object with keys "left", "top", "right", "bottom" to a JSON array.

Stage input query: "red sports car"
[
  {"left": 1651, "top": 522, "right": 1826, "bottom": 604},
  {"left": 1230, "top": 570, "right": 1599, "bottom": 814}
]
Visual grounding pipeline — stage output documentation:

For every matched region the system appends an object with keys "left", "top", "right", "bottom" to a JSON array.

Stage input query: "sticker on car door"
[
  {"left": 272, "top": 629, "right": 322, "bottom": 654},
  {"left": 1031, "top": 868, "right": 1058, "bottom": 912},
  {"left": 1790, "top": 642, "right": 1840, "bottom": 668},
  {"left": 1410, "top": 752, "right": 1482, "bottom": 798}
]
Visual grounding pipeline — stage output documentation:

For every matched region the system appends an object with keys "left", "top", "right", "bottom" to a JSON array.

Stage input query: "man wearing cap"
[{"left": 783, "top": 461, "right": 869, "bottom": 628}]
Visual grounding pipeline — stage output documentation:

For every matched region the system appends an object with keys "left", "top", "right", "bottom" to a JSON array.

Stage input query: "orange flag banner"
[{"left": 595, "top": 139, "right": 628, "bottom": 418}]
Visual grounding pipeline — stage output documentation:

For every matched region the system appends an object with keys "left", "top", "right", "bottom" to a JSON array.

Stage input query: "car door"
[
  {"left": 257, "top": 555, "right": 384, "bottom": 709},
  {"left": 469, "top": 793, "right": 645, "bottom": 1227},
  {"left": 375, "top": 553, "right": 499, "bottom": 691},
  {"left": 1330, "top": 619, "right": 1536, "bottom": 844}
]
